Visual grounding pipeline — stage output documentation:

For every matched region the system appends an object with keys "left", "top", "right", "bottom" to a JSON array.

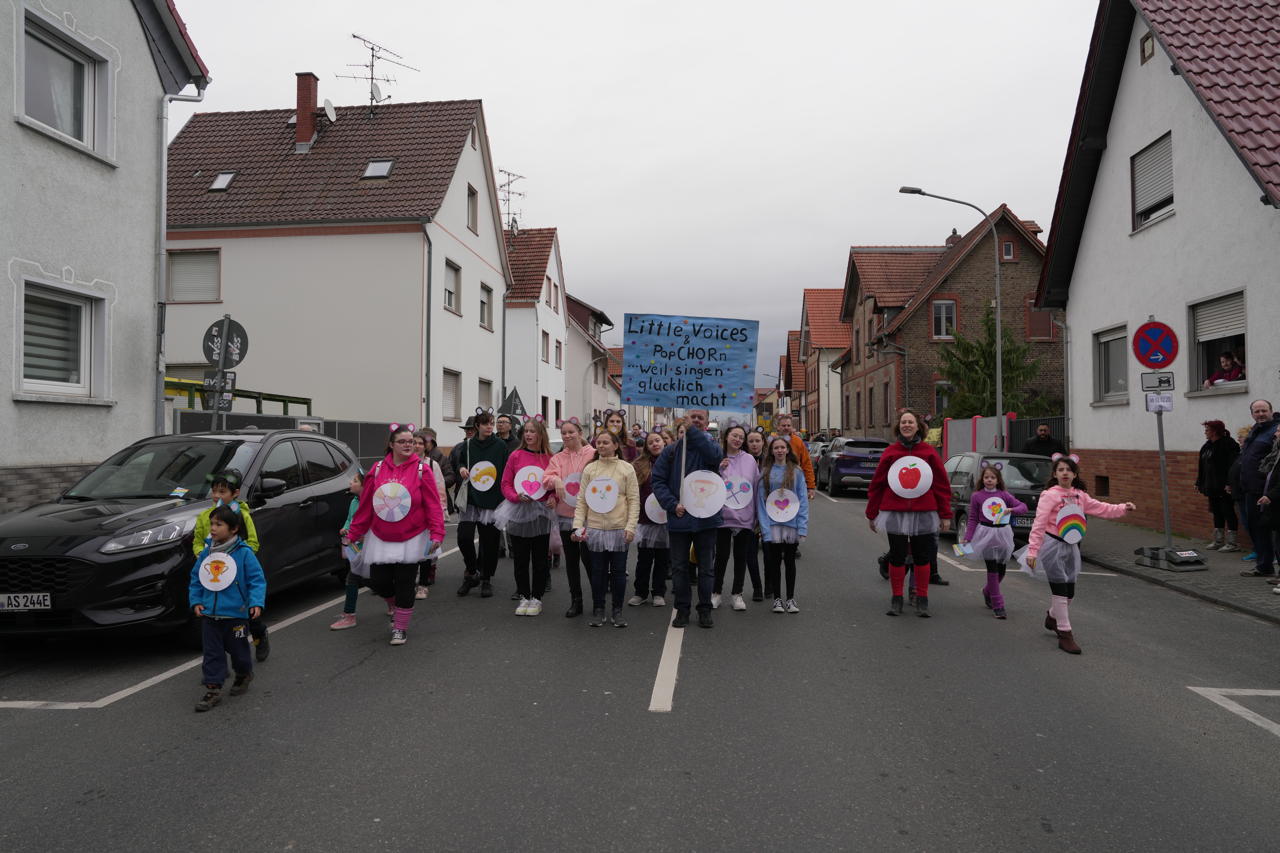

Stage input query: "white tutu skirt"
[
  {"left": 344, "top": 543, "right": 368, "bottom": 578},
  {"left": 459, "top": 506, "right": 497, "bottom": 526},
  {"left": 635, "top": 521, "right": 669, "bottom": 549},
  {"left": 1016, "top": 537, "right": 1080, "bottom": 582},
  {"left": 765, "top": 526, "right": 801, "bottom": 544},
  {"left": 557, "top": 515, "right": 576, "bottom": 532},
  {"left": 968, "top": 524, "right": 1015, "bottom": 562},
  {"left": 586, "top": 528, "right": 629, "bottom": 553},
  {"left": 875, "top": 510, "right": 939, "bottom": 536},
  {"left": 494, "top": 499, "right": 554, "bottom": 538},
  {"left": 362, "top": 529, "right": 433, "bottom": 567}
]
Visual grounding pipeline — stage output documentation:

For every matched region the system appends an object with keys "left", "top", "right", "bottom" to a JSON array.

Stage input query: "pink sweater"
[
  {"left": 348, "top": 453, "right": 446, "bottom": 545},
  {"left": 500, "top": 449, "right": 554, "bottom": 505},
  {"left": 1027, "top": 485, "right": 1129, "bottom": 559},
  {"left": 543, "top": 444, "right": 598, "bottom": 519}
]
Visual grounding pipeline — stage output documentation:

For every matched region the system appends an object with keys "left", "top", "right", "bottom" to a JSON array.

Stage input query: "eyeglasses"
[{"left": 393, "top": 439, "right": 416, "bottom": 446}]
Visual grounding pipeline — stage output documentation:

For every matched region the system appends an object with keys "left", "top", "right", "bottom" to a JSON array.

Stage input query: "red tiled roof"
[
  {"left": 1140, "top": 0, "right": 1280, "bottom": 202},
  {"left": 163, "top": 0, "right": 211, "bottom": 83},
  {"left": 168, "top": 99, "right": 480, "bottom": 227},
  {"left": 801, "top": 288, "right": 851, "bottom": 348},
  {"left": 787, "top": 330, "right": 806, "bottom": 392},
  {"left": 607, "top": 347, "right": 624, "bottom": 377},
  {"left": 504, "top": 227, "right": 556, "bottom": 303},
  {"left": 847, "top": 247, "right": 944, "bottom": 310}
]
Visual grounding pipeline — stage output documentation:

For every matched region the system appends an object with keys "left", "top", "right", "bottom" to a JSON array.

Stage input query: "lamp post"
[{"left": 899, "top": 186, "right": 1004, "bottom": 450}]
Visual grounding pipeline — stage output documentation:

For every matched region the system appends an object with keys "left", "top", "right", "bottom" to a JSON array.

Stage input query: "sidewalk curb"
[{"left": 1082, "top": 553, "right": 1280, "bottom": 628}]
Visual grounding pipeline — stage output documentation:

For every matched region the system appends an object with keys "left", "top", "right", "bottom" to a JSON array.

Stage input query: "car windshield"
[
  {"left": 988, "top": 456, "right": 1053, "bottom": 489},
  {"left": 845, "top": 440, "right": 887, "bottom": 451},
  {"left": 67, "top": 439, "right": 257, "bottom": 500}
]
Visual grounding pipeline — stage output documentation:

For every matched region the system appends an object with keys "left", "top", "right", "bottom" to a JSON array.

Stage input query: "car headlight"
[{"left": 100, "top": 518, "right": 195, "bottom": 554}]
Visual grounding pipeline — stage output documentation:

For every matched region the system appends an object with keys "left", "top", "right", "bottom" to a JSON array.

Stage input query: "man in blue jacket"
[
  {"left": 653, "top": 409, "right": 724, "bottom": 628},
  {"left": 1236, "top": 400, "right": 1280, "bottom": 577}
]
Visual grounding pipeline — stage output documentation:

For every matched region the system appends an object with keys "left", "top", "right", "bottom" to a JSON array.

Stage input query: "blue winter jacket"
[
  {"left": 652, "top": 426, "right": 724, "bottom": 532},
  {"left": 188, "top": 537, "right": 267, "bottom": 619},
  {"left": 1238, "top": 413, "right": 1280, "bottom": 495},
  {"left": 757, "top": 464, "right": 810, "bottom": 541}
]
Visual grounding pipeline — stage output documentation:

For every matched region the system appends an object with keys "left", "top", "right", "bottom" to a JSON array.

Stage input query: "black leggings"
[
  {"left": 714, "top": 528, "right": 762, "bottom": 596},
  {"left": 457, "top": 521, "right": 500, "bottom": 579},
  {"left": 983, "top": 559, "right": 1007, "bottom": 578},
  {"left": 763, "top": 542, "right": 798, "bottom": 600},
  {"left": 1049, "top": 581, "right": 1077, "bottom": 599},
  {"left": 886, "top": 532, "right": 937, "bottom": 569},
  {"left": 1207, "top": 493, "right": 1238, "bottom": 531},
  {"left": 559, "top": 529, "right": 590, "bottom": 601},
  {"left": 511, "top": 533, "right": 550, "bottom": 599},
  {"left": 369, "top": 562, "right": 418, "bottom": 608}
]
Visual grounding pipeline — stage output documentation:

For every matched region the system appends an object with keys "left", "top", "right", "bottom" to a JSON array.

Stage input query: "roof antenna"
[
  {"left": 498, "top": 169, "right": 526, "bottom": 238},
  {"left": 336, "top": 34, "right": 419, "bottom": 117}
]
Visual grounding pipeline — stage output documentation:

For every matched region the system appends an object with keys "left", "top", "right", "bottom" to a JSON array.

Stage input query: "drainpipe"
[
  {"left": 155, "top": 86, "right": 206, "bottom": 435},
  {"left": 1053, "top": 317, "right": 1070, "bottom": 449},
  {"left": 422, "top": 223, "right": 433, "bottom": 426}
]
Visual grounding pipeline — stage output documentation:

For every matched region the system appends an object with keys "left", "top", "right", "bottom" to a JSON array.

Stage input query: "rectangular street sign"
[
  {"left": 1146, "top": 392, "right": 1173, "bottom": 413},
  {"left": 1141, "top": 371, "right": 1175, "bottom": 391}
]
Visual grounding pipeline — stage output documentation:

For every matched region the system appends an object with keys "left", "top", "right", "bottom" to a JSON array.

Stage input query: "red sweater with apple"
[{"left": 865, "top": 440, "right": 952, "bottom": 520}]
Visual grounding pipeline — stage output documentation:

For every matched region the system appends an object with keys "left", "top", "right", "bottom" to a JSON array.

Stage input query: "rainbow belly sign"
[{"left": 1054, "top": 503, "right": 1087, "bottom": 544}]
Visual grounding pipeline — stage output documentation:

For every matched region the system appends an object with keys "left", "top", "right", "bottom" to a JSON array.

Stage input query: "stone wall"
[{"left": 0, "top": 464, "right": 96, "bottom": 516}]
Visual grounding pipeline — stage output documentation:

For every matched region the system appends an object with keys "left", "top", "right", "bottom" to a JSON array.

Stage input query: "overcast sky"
[{"left": 170, "top": 0, "right": 1099, "bottom": 385}]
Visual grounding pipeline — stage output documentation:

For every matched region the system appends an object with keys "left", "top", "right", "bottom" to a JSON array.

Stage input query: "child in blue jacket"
[
  {"left": 758, "top": 436, "right": 809, "bottom": 614},
  {"left": 189, "top": 503, "right": 266, "bottom": 712}
]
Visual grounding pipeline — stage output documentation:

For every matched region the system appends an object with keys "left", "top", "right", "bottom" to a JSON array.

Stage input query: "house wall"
[
  {"left": 843, "top": 300, "right": 900, "bottom": 440},
  {"left": 565, "top": 325, "right": 609, "bottom": 423},
  {"left": 2, "top": 0, "right": 169, "bottom": 477},
  {"left": 1064, "top": 19, "right": 1280, "bottom": 535}
]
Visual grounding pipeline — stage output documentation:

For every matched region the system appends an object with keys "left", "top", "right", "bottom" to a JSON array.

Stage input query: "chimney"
[
  {"left": 295, "top": 72, "right": 319, "bottom": 153},
  {"left": 944, "top": 228, "right": 961, "bottom": 247}
]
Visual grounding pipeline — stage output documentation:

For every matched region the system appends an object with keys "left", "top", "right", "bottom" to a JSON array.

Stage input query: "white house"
[
  {"left": 502, "top": 227, "right": 569, "bottom": 424},
  {"left": 164, "top": 73, "right": 510, "bottom": 430},
  {"left": 564, "top": 294, "right": 614, "bottom": 425},
  {"left": 1038, "top": 0, "right": 1280, "bottom": 534},
  {"left": 1, "top": 0, "right": 208, "bottom": 511}
]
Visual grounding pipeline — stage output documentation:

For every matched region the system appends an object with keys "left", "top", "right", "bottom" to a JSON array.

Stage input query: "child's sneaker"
[
  {"left": 389, "top": 629, "right": 407, "bottom": 646},
  {"left": 731, "top": 594, "right": 746, "bottom": 611},
  {"left": 229, "top": 672, "right": 254, "bottom": 696},
  {"left": 415, "top": 585, "right": 429, "bottom": 600},
  {"left": 627, "top": 595, "right": 646, "bottom": 606},
  {"left": 785, "top": 599, "right": 800, "bottom": 614},
  {"left": 526, "top": 598, "right": 543, "bottom": 616},
  {"left": 994, "top": 607, "right": 1008, "bottom": 619},
  {"left": 771, "top": 598, "right": 785, "bottom": 614},
  {"left": 194, "top": 687, "right": 221, "bottom": 712},
  {"left": 329, "top": 613, "right": 357, "bottom": 630},
  {"left": 711, "top": 593, "right": 722, "bottom": 609},
  {"left": 652, "top": 595, "right": 666, "bottom": 607},
  {"left": 515, "top": 597, "right": 530, "bottom": 616}
]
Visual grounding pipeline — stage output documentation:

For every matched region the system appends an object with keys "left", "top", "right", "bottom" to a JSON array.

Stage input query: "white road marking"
[
  {"left": 936, "top": 552, "right": 1114, "bottom": 577},
  {"left": 820, "top": 492, "right": 840, "bottom": 504},
  {"left": 648, "top": 610, "right": 686, "bottom": 713},
  {"left": 1188, "top": 687, "right": 1280, "bottom": 739},
  {"left": 0, "top": 547, "right": 461, "bottom": 711}
]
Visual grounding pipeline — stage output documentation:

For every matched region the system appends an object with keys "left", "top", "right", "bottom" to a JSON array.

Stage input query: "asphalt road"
[{"left": 3, "top": 496, "right": 1278, "bottom": 852}]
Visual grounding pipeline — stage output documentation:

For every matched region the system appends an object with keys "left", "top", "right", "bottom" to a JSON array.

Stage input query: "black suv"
[{"left": 0, "top": 430, "right": 358, "bottom": 637}]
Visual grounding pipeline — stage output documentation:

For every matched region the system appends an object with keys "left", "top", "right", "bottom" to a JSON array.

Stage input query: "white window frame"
[
  {"left": 554, "top": 339, "right": 562, "bottom": 369},
  {"left": 1190, "top": 291, "right": 1247, "bottom": 389},
  {"left": 442, "top": 369, "right": 462, "bottom": 421},
  {"left": 477, "top": 378, "right": 493, "bottom": 410},
  {"left": 544, "top": 276, "right": 553, "bottom": 307},
  {"left": 542, "top": 331, "right": 551, "bottom": 363},
  {"left": 467, "top": 185, "right": 479, "bottom": 234},
  {"left": 444, "top": 260, "right": 461, "bottom": 313},
  {"left": 1132, "top": 133, "right": 1174, "bottom": 229},
  {"left": 209, "top": 172, "right": 235, "bottom": 192},
  {"left": 479, "top": 284, "right": 493, "bottom": 329},
  {"left": 18, "top": 11, "right": 115, "bottom": 160},
  {"left": 18, "top": 273, "right": 111, "bottom": 400},
  {"left": 552, "top": 283, "right": 560, "bottom": 313},
  {"left": 362, "top": 159, "right": 393, "bottom": 179},
  {"left": 931, "top": 300, "right": 957, "bottom": 339},
  {"left": 167, "top": 250, "right": 221, "bottom": 303},
  {"left": 1094, "top": 326, "right": 1129, "bottom": 402}
]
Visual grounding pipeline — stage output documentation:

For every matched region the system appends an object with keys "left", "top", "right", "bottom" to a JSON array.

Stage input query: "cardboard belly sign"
[
  {"left": 372, "top": 482, "right": 412, "bottom": 522},
  {"left": 681, "top": 470, "right": 727, "bottom": 518},
  {"left": 645, "top": 493, "right": 668, "bottom": 524},
  {"left": 560, "top": 472, "right": 582, "bottom": 507},
  {"left": 199, "top": 552, "right": 237, "bottom": 591},
  {"left": 469, "top": 461, "right": 498, "bottom": 492},
  {"left": 514, "top": 465, "right": 547, "bottom": 500},
  {"left": 585, "top": 477, "right": 620, "bottom": 514},
  {"left": 723, "top": 476, "right": 754, "bottom": 510},
  {"left": 887, "top": 456, "right": 933, "bottom": 499},
  {"left": 765, "top": 488, "right": 800, "bottom": 523},
  {"left": 1055, "top": 503, "right": 1087, "bottom": 544},
  {"left": 981, "top": 495, "right": 1010, "bottom": 525}
]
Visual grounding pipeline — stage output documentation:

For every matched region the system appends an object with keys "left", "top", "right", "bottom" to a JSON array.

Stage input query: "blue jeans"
[
  {"left": 589, "top": 548, "right": 628, "bottom": 611},
  {"left": 1245, "top": 494, "right": 1275, "bottom": 572},
  {"left": 201, "top": 616, "right": 254, "bottom": 687},
  {"left": 669, "top": 528, "right": 717, "bottom": 614},
  {"left": 634, "top": 546, "right": 668, "bottom": 598}
]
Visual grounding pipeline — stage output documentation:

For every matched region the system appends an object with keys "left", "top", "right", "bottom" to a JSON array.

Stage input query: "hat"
[{"left": 461, "top": 416, "right": 477, "bottom": 430}]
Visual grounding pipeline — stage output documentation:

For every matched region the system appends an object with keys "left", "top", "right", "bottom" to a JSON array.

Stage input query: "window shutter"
[
  {"left": 1194, "top": 293, "right": 1245, "bottom": 342},
  {"left": 168, "top": 252, "right": 220, "bottom": 302},
  {"left": 1133, "top": 134, "right": 1173, "bottom": 214},
  {"left": 24, "top": 293, "right": 82, "bottom": 382},
  {"left": 443, "top": 371, "right": 460, "bottom": 419}
]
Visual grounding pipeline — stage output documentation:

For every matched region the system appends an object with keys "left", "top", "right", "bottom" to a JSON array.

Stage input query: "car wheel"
[
  {"left": 951, "top": 511, "right": 966, "bottom": 540},
  {"left": 827, "top": 475, "right": 841, "bottom": 497}
]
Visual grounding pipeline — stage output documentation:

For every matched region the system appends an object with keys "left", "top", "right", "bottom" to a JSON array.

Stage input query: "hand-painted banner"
[{"left": 621, "top": 314, "right": 759, "bottom": 412}]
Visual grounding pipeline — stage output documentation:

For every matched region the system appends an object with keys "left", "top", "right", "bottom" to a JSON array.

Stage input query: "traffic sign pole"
[
  {"left": 1155, "top": 410, "right": 1173, "bottom": 551},
  {"left": 215, "top": 315, "right": 231, "bottom": 431}
]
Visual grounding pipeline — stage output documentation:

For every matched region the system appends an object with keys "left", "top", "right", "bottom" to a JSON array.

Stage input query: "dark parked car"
[
  {"left": 816, "top": 437, "right": 891, "bottom": 495},
  {"left": 942, "top": 451, "right": 1054, "bottom": 541},
  {"left": 0, "top": 430, "right": 359, "bottom": 637}
]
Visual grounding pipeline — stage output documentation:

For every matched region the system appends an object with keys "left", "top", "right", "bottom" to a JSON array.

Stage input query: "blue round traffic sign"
[{"left": 1133, "top": 321, "right": 1178, "bottom": 369}]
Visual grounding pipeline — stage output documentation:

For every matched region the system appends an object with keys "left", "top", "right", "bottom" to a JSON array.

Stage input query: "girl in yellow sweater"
[{"left": 573, "top": 430, "right": 640, "bottom": 627}]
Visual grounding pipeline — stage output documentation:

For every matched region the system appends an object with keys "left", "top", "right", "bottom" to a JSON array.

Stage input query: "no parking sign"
[{"left": 1132, "top": 321, "right": 1178, "bottom": 369}]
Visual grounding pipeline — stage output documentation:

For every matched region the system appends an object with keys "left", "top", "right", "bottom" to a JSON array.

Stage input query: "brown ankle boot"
[
  {"left": 1056, "top": 630, "right": 1081, "bottom": 654},
  {"left": 1044, "top": 610, "right": 1057, "bottom": 633}
]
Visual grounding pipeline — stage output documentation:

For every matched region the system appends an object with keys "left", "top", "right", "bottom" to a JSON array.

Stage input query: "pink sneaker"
[{"left": 329, "top": 613, "right": 357, "bottom": 631}]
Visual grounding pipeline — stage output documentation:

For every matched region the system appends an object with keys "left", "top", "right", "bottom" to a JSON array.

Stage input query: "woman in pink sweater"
[
  {"left": 496, "top": 416, "right": 556, "bottom": 616},
  {"left": 1024, "top": 454, "right": 1135, "bottom": 654},
  {"left": 542, "top": 418, "right": 597, "bottom": 617}
]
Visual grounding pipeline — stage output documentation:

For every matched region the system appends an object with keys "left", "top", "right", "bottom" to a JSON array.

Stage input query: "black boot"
[
  {"left": 930, "top": 571, "right": 949, "bottom": 586},
  {"left": 564, "top": 597, "right": 583, "bottom": 618},
  {"left": 480, "top": 580, "right": 494, "bottom": 598},
  {"left": 886, "top": 595, "right": 903, "bottom": 616},
  {"left": 915, "top": 595, "right": 930, "bottom": 617},
  {"left": 457, "top": 573, "right": 479, "bottom": 596}
]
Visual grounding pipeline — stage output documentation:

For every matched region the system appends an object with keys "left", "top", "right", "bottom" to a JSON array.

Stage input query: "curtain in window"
[
  {"left": 25, "top": 32, "right": 84, "bottom": 140},
  {"left": 24, "top": 293, "right": 82, "bottom": 383}
]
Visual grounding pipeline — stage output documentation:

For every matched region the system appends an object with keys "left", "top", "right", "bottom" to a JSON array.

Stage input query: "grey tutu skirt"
[
  {"left": 459, "top": 506, "right": 497, "bottom": 526},
  {"left": 635, "top": 521, "right": 668, "bottom": 549},
  {"left": 875, "top": 510, "right": 939, "bottom": 536},
  {"left": 766, "top": 526, "right": 801, "bottom": 544},
  {"left": 968, "top": 524, "right": 1015, "bottom": 562},
  {"left": 557, "top": 515, "right": 576, "bottom": 532},
  {"left": 494, "top": 499, "right": 554, "bottom": 538},
  {"left": 586, "top": 527, "right": 629, "bottom": 553},
  {"left": 1035, "top": 536, "right": 1081, "bottom": 583}
]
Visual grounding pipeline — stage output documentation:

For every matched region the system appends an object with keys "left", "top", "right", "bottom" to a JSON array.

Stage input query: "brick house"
[
  {"left": 840, "top": 207, "right": 1064, "bottom": 442},
  {"left": 799, "top": 289, "right": 852, "bottom": 437},
  {"left": 503, "top": 227, "right": 568, "bottom": 423},
  {"left": 781, "top": 330, "right": 806, "bottom": 430},
  {"left": 1037, "top": 0, "right": 1280, "bottom": 537}
]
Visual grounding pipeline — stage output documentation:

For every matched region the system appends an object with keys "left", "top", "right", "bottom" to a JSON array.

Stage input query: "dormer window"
[
  {"left": 209, "top": 171, "right": 235, "bottom": 192},
  {"left": 362, "top": 159, "right": 393, "bottom": 179}
]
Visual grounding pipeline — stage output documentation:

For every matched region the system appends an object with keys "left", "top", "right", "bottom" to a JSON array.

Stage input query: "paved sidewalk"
[{"left": 1082, "top": 519, "right": 1280, "bottom": 626}]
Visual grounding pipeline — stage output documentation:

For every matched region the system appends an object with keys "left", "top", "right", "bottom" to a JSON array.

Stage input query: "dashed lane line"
[{"left": 648, "top": 611, "right": 685, "bottom": 713}]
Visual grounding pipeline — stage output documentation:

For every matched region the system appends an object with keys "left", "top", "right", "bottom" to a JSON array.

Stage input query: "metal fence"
[
  {"left": 941, "top": 414, "right": 1067, "bottom": 456},
  {"left": 1008, "top": 415, "right": 1068, "bottom": 453}
]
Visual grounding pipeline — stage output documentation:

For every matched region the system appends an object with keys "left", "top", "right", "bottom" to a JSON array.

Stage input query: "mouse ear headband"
[
  {"left": 475, "top": 407, "right": 495, "bottom": 416},
  {"left": 214, "top": 499, "right": 243, "bottom": 515},
  {"left": 1051, "top": 453, "right": 1080, "bottom": 464},
  {"left": 389, "top": 422, "right": 417, "bottom": 433},
  {"left": 555, "top": 416, "right": 581, "bottom": 428},
  {"left": 521, "top": 413, "right": 546, "bottom": 424},
  {"left": 979, "top": 459, "right": 1004, "bottom": 470}
]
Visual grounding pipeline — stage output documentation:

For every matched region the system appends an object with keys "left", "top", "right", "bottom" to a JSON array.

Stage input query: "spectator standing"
[
  {"left": 1195, "top": 420, "right": 1240, "bottom": 551},
  {"left": 1236, "top": 400, "right": 1280, "bottom": 578},
  {"left": 1020, "top": 423, "right": 1067, "bottom": 457}
]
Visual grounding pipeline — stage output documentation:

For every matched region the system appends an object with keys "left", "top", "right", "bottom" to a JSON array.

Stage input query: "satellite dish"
[
  {"left": 323, "top": 99, "right": 337, "bottom": 123},
  {"left": 371, "top": 82, "right": 382, "bottom": 102}
]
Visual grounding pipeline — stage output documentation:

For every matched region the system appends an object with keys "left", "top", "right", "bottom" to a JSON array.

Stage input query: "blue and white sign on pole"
[{"left": 621, "top": 314, "right": 759, "bottom": 413}]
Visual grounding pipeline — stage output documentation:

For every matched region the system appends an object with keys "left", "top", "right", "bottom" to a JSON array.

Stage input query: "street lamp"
[{"left": 899, "top": 186, "right": 1004, "bottom": 450}]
